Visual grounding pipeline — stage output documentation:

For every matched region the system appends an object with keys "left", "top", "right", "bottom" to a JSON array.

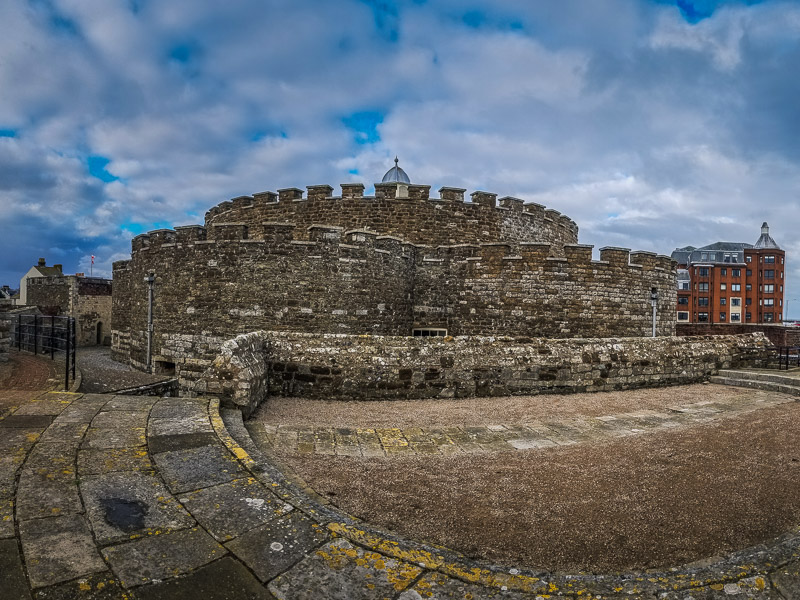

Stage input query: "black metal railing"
[
  {"left": 14, "top": 314, "right": 76, "bottom": 390},
  {"left": 776, "top": 346, "right": 800, "bottom": 370}
]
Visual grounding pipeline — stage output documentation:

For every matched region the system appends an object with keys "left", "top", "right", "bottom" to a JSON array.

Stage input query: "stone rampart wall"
[
  {"left": 265, "top": 332, "right": 771, "bottom": 400},
  {"left": 0, "top": 319, "right": 10, "bottom": 363},
  {"left": 676, "top": 323, "right": 800, "bottom": 347},
  {"left": 203, "top": 186, "right": 579, "bottom": 252},
  {"left": 189, "top": 331, "right": 771, "bottom": 406}
]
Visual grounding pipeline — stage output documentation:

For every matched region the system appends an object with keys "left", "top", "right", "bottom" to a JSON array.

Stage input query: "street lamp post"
[{"left": 651, "top": 287, "right": 659, "bottom": 337}]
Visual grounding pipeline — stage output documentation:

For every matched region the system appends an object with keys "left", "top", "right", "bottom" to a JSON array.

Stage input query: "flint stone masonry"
[
  {"left": 0, "top": 319, "right": 9, "bottom": 363},
  {"left": 204, "top": 185, "right": 579, "bottom": 251},
  {"left": 111, "top": 230, "right": 677, "bottom": 369},
  {"left": 192, "top": 331, "right": 770, "bottom": 403}
]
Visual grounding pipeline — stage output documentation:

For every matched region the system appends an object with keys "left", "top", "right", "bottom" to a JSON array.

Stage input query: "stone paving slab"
[
  {"left": 102, "top": 396, "right": 157, "bottom": 412},
  {"left": 134, "top": 556, "right": 276, "bottom": 600},
  {"left": 0, "top": 414, "right": 54, "bottom": 428},
  {"left": 147, "top": 432, "right": 218, "bottom": 454},
  {"left": 0, "top": 538, "right": 31, "bottom": 600},
  {"left": 153, "top": 444, "right": 248, "bottom": 494},
  {"left": 178, "top": 476, "right": 293, "bottom": 542},
  {"left": 0, "top": 497, "right": 14, "bottom": 538},
  {"left": 400, "top": 571, "right": 535, "bottom": 599},
  {"left": 31, "top": 572, "right": 126, "bottom": 600},
  {"left": 77, "top": 447, "right": 153, "bottom": 476},
  {"left": 16, "top": 470, "right": 82, "bottom": 520},
  {"left": 82, "top": 427, "right": 147, "bottom": 450},
  {"left": 91, "top": 410, "right": 150, "bottom": 430},
  {"left": 268, "top": 538, "right": 422, "bottom": 600},
  {"left": 19, "top": 514, "right": 107, "bottom": 589},
  {"left": 81, "top": 470, "right": 195, "bottom": 545},
  {"left": 225, "top": 511, "right": 329, "bottom": 583},
  {"left": 101, "top": 527, "right": 226, "bottom": 589}
]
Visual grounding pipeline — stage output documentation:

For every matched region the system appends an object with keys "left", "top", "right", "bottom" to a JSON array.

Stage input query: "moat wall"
[{"left": 189, "top": 331, "right": 772, "bottom": 408}]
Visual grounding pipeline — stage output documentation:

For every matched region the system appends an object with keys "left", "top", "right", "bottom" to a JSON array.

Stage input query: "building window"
[
  {"left": 746, "top": 298, "right": 752, "bottom": 305},
  {"left": 412, "top": 328, "right": 448, "bottom": 337},
  {"left": 764, "top": 312, "right": 774, "bottom": 322},
  {"left": 701, "top": 253, "right": 708, "bottom": 260},
  {"left": 698, "top": 312, "right": 709, "bottom": 322},
  {"left": 698, "top": 297, "right": 709, "bottom": 307},
  {"left": 781, "top": 257, "right": 784, "bottom": 265},
  {"left": 746, "top": 311, "right": 752, "bottom": 320},
  {"left": 678, "top": 297, "right": 689, "bottom": 305},
  {"left": 720, "top": 298, "right": 727, "bottom": 305},
  {"left": 780, "top": 285, "right": 784, "bottom": 292},
  {"left": 719, "top": 312, "right": 726, "bottom": 321},
  {"left": 720, "top": 283, "right": 727, "bottom": 290},
  {"left": 732, "top": 269, "right": 741, "bottom": 277},
  {"left": 731, "top": 284, "right": 741, "bottom": 292},
  {"left": 699, "top": 283, "right": 709, "bottom": 291},
  {"left": 731, "top": 313, "right": 741, "bottom": 322},
  {"left": 765, "top": 270, "right": 775, "bottom": 278},
  {"left": 746, "top": 256, "right": 752, "bottom": 263},
  {"left": 731, "top": 298, "right": 741, "bottom": 307},
  {"left": 765, "top": 255, "right": 775, "bottom": 264},
  {"left": 720, "top": 268, "right": 727, "bottom": 276},
  {"left": 746, "top": 269, "right": 752, "bottom": 276},
  {"left": 677, "top": 312, "right": 689, "bottom": 321},
  {"left": 764, "top": 284, "right": 774, "bottom": 293},
  {"left": 699, "top": 267, "right": 709, "bottom": 277},
  {"left": 678, "top": 281, "right": 689, "bottom": 290},
  {"left": 746, "top": 284, "right": 752, "bottom": 291},
  {"left": 764, "top": 299, "right": 774, "bottom": 306}
]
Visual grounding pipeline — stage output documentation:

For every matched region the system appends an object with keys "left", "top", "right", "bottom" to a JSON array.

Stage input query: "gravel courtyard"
[{"left": 251, "top": 384, "right": 800, "bottom": 572}]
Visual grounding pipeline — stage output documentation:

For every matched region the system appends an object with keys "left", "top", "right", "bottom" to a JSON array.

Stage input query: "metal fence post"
[
  {"left": 65, "top": 321, "right": 70, "bottom": 391},
  {"left": 71, "top": 318, "right": 76, "bottom": 383},
  {"left": 33, "top": 315, "right": 38, "bottom": 355},
  {"left": 50, "top": 315, "right": 55, "bottom": 359}
]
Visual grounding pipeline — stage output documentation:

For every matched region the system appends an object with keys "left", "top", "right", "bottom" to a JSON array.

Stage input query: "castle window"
[{"left": 412, "top": 328, "right": 448, "bottom": 337}]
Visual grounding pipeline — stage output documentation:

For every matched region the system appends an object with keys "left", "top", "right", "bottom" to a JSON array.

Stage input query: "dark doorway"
[{"left": 96, "top": 322, "right": 103, "bottom": 346}]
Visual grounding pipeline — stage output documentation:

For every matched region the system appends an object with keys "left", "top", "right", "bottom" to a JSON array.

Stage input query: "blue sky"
[{"left": 2, "top": 0, "right": 800, "bottom": 315}]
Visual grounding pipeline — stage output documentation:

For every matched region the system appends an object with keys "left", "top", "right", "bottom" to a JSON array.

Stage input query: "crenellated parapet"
[{"left": 201, "top": 181, "right": 579, "bottom": 252}]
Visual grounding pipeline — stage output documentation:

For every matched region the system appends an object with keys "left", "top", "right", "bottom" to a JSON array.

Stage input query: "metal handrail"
[{"left": 13, "top": 314, "right": 76, "bottom": 390}]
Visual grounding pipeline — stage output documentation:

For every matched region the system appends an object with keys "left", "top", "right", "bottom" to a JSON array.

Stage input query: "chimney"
[
  {"left": 54, "top": 264, "right": 63, "bottom": 273},
  {"left": 38, "top": 258, "right": 45, "bottom": 266}
]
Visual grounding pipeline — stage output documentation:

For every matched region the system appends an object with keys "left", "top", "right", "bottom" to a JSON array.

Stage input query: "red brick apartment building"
[{"left": 671, "top": 223, "right": 785, "bottom": 324}]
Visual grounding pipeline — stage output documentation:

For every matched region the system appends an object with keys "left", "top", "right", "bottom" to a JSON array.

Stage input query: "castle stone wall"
[
  {"left": 27, "top": 277, "right": 112, "bottom": 346},
  {"left": 414, "top": 244, "right": 676, "bottom": 338},
  {"left": 188, "top": 331, "right": 771, "bottom": 405},
  {"left": 111, "top": 226, "right": 415, "bottom": 369},
  {"left": 204, "top": 188, "right": 579, "bottom": 253}
]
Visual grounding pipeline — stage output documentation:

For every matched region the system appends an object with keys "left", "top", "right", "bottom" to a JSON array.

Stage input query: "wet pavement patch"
[
  {"left": 148, "top": 432, "right": 218, "bottom": 454},
  {"left": 133, "top": 556, "right": 275, "bottom": 600},
  {"left": 153, "top": 444, "right": 248, "bottom": 494},
  {"left": 100, "top": 498, "right": 148, "bottom": 532},
  {"left": 0, "top": 538, "right": 31, "bottom": 600},
  {"left": 0, "top": 414, "right": 54, "bottom": 429}
]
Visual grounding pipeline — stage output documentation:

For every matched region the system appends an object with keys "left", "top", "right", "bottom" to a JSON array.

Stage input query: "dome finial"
[{"left": 381, "top": 156, "right": 411, "bottom": 184}]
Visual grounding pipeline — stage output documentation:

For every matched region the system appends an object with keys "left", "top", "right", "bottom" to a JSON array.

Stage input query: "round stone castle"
[{"left": 111, "top": 161, "right": 678, "bottom": 390}]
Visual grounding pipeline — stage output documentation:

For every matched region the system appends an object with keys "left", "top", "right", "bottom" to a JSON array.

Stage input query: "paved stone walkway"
[
  {"left": 0, "top": 350, "right": 64, "bottom": 391},
  {"left": 252, "top": 393, "right": 794, "bottom": 458},
  {"left": 1, "top": 387, "right": 799, "bottom": 599}
]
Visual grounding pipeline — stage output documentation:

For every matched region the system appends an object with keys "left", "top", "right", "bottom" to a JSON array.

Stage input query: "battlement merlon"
[{"left": 174, "top": 225, "right": 207, "bottom": 243}]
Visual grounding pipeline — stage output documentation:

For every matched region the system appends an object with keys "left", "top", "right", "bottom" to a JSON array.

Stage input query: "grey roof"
[
  {"left": 671, "top": 244, "right": 748, "bottom": 265},
  {"left": 33, "top": 266, "right": 63, "bottom": 277},
  {"left": 754, "top": 222, "right": 781, "bottom": 249},
  {"left": 696, "top": 241, "right": 752, "bottom": 252},
  {"left": 381, "top": 157, "right": 411, "bottom": 184}
]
